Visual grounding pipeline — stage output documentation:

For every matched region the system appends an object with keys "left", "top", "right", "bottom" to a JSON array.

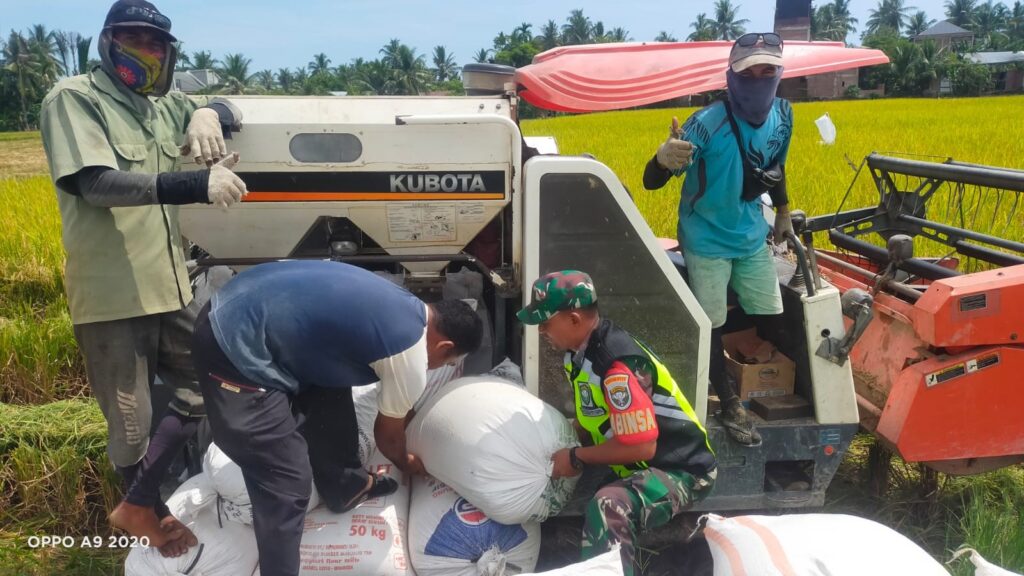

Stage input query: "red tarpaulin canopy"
[{"left": 514, "top": 41, "right": 890, "bottom": 113}]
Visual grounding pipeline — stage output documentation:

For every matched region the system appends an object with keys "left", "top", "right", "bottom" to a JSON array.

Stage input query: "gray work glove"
[
  {"left": 207, "top": 152, "right": 248, "bottom": 208},
  {"left": 655, "top": 116, "right": 694, "bottom": 172},
  {"left": 774, "top": 206, "right": 794, "bottom": 245},
  {"left": 182, "top": 107, "right": 227, "bottom": 167}
]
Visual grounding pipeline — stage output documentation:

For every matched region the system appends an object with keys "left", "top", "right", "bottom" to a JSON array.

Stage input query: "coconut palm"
[
  {"left": 353, "top": 59, "right": 395, "bottom": 95},
  {"left": 907, "top": 11, "right": 937, "bottom": 36},
  {"left": 215, "top": 53, "right": 253, "bottom": 94},
  {"left": 688, "top": 14, "right": 717, "bottom": 41},
  {"left": 192, "top": 50, "right": 216, "bottom": 70},
  {"left": 473, "top": 48, "right": 492, "bottom": 63},
  {"left": 655, "top": 31, "right": 679, "bottom": 42},
  {"left": 389, "top": 44, "right": 429, "bottom": 95},
  {"left": 561, "top": 9, "right": 594, "bottom": 45},
  {"left": 254, "top": 69, "right": 275, "bottom": 91},
  {"left": 3, "top": 31, "right": 41, "bottom": 130},
  {"left": 537, "top": 19, "right": 561, "bottom": 50},
  {"left": 432, "top": 45, "right": 458, "bottom": 82},
  {"left": 276, "top": 67, "right": 295, "bottom": 93},
  {"left": 308, "top": 53, "right": 331, "bottom": 76},
  {"left": 866, "top": 0, "right": 916, "bottom": 34},
  {"left": 945, "top": 0, "right": 979, "bottom": 28},
  {"left": 712, "top": 0, "right": 749, "bottom": 40}
]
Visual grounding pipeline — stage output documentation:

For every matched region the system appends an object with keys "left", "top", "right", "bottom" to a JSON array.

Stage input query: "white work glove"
[
  {"left": 774, "top": 206, "right": 794, "bottom": 245},
  {"left": 206, "top": 152, "right": 248, "bottom": 208},
  {"left": 182, "top": 107, "right": 226, "bottom": 167},
  {"left": 655, "top": 116, "right": 694, "bottom": 172}
]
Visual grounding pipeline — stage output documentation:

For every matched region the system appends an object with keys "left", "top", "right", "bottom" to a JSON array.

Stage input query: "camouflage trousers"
[{"left": 581, "top": 467, "right": 716, "bottom": 576}]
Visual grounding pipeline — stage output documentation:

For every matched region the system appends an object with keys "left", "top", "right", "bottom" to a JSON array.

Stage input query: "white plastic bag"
[
  {"left": 409, "top": 474, "right": 540, "bottom": 576},
  {"left": 518, "top": 547, "right": 624, "bottom": 576},
  {"left": 202, "top": 442, "right": 319, "bottom": 525},
  {"left": 125, "top": 473, "right": 260, "bottom": 576},
  {"left": 815, "top": 113, "right": 836, "bottom": 145},
  {"left": 298, "top": 449, "right": 413, "bottom": 576},
  {"left": 407, "top": 377, "right": 580, "bottom": 525},
  {"left": 950, "top": 548, "right": 1023, "bottom": 576},
  {"left": 704, "top": 513, "right": 949, "bottom": 576}
]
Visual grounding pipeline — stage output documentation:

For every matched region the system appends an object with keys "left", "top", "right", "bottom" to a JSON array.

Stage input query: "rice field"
[
  {"left": 1, "top": 96, "right": 1023, "bottom": 574},
  {"left": 522, "top": 95, "right": 1024, "bottom": 243}
]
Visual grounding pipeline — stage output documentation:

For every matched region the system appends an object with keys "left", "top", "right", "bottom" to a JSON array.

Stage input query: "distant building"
[
  {"left": 968, "top": 52, "right": 1024, "bottom": 93},
  {"left": 773, "top": 0, "right": 862, "bottom": 100},
  {"left": 172, "top": 69, "right": 220, "bottom": 94},
  {"left": 912, "top": 21, "right": 975, "bottom": 51}
]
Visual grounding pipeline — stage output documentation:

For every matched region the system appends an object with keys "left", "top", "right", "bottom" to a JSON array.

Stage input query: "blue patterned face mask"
[
  {"left": 726, "top": 68, "right": 782, "bottom": 126},
  {"left": 110, "top": 39, "right": 164, "bottom": 95}
]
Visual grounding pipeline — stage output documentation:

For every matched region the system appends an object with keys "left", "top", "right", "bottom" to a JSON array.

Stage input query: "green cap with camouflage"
[{"left": 516, "top": 270, "right": 597, "bottom": 325}]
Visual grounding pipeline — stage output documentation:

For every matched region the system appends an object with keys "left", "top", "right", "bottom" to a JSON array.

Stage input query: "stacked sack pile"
[{"left": 126, "top": 360, "right": 619, "bottom": 576}]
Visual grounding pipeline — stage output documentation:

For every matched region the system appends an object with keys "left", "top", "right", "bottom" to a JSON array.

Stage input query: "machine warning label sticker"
[
  {"left": 387, "top": 203, "right": 456, "bottom": 242},
  {"left": 457, "top": 203, "right": 488, "bottom": 223},
  {"left": 926, "top": 354, "right": 1000, "bottom": 387}
]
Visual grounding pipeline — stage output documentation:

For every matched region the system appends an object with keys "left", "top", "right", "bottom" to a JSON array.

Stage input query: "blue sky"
[{"left": 6, "top": 0, "right": 951, "bottom": 72}]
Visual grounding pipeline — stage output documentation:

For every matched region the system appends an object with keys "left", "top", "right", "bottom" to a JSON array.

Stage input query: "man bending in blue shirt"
[
  {"left": 643, "top": 33, "right": 795, "bottom": 446},
  {"left": 192, "top": 260, "right": 482, "bottom": 576}
]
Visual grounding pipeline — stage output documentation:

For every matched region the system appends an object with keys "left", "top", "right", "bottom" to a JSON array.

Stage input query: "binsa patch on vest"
[{"left": 605, "top": 374, "right": 632, "bottom": 410}]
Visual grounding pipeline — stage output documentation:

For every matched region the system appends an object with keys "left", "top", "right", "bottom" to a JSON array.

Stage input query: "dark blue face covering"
[{"left": 726, "top": 68, "right": 783, "bottom": 126}]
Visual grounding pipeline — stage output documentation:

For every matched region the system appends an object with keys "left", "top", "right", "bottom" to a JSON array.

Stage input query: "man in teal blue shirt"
[{"left": 643, "top": 33, "right": 794, "bottom": 446}]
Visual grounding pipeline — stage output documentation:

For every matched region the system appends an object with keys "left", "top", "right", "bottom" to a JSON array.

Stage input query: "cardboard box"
[{"left": 722, "top": 328, "right": 795, "bottom": 403}]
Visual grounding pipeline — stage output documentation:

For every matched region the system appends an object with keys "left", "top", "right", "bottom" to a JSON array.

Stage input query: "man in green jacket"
[{"left": 40, "top": 0, "right": 245, "bottom": 556}]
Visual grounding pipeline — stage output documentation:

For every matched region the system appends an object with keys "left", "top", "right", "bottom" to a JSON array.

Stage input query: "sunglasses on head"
[{"left": 736, "top": 33, "right": 783, "bottom": 47}]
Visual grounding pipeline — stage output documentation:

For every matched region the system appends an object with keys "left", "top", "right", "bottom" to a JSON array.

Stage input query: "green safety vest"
[{"left": 565, "top": 319, "right": 715, "bottom": 478}]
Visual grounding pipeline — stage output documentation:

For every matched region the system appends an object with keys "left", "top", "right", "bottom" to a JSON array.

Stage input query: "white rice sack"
[
  {"left": 407, "top": 376, "right": 580, "bottom": 524},
  {"left": 409, "top": 474, "right": 540, "bottom": 576},
  {"left": 202, "top": 442, "right": 319, "bottom": 525},
  {"left": 298, "top": 450, "right": 413, "bottom": 576},
  {"left": 704, "top": 513, "right": 950, "bottom": 576},
  {"left": 125, "top": 473, "right": 259, "bottom": 576}
]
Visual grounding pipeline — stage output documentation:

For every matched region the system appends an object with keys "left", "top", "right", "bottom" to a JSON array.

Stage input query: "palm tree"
[
  {"left": 3, "top": 31, "right": 40, "bottom": 130},
  {"left": 865, "top": 0, "right": 916, "bottom": 34},
  {"left": 352, "top": 59, "right": 395, "bottom": 95},
  {"left": 472, "top": 48, "right": 492, "bottom": 63},
  {"left": 688, "top": 13, "right": 717, "bottom": 41},
  {"left": 537, "top": 19, "right": 561, "bottom": 51},
  {"left": 254, "top": 69, "right": 275, "bottom": 91},
  {"left": 606, "top": 27, "right": 631, "bottom": 42},
  {"left": 712, "top": 0, "right": 749, "bottom": 40},
  {"left": 816, "top": 0, "right": 859, "bottom": 41},
  {"left": 907, "top": 10, "right": 937, "bottom": 36},
  {"left": 26, "top": 24, "right": 63, "bottom": 85},
  {"left": 192, "top": 50, "right": 216, "bottom": 70},
  {"left": 215, "top": 53, "right": 252, "bottom": 94},
  {"left": 389, "top": 44, "right": 429, "bottom": 95},
  {"left": 380, "top": 38, "right": 404, "bottom": 68},
  {"left": 655, "top": 31, "right": 679, "bottom": 42},
  {"left": 561, "top": 9, "right": 594, "bottom": 45},
  {"left": 74, "top": 35, "right": 92, "bottom": 75},
  {"left": 511, "top": 23, "right": 533, "bottom": 46},
  {"left": 292, "top": 68, "right": 309, "bottom": 94},
  {"left": 276, "top": 67, "right": 295, "bottom": 93},
  {"left": 1009, "top": 1, "right": 1024, "bottom": 46},
  {"left": 53, "top": 30, "right": 73, "bottom": 78},
  {"left": 176, "top": 51, "right": 194, "bottom": 70},
  {"left": 973, "top": 0, "right": 1010, "bottom": 46},
  {"left": 431, "top": 45, "right": 458, "bottom": 82},
  {"left": 945, "top": 0, "right": 979, "bottom": 28},
  {"left": 308, "top": 53, "right": 331, "bottom": 76}
]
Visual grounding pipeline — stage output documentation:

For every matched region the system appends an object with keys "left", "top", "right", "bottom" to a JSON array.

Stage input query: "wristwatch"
[{"left": 569, "top": 447, "right": 586, "bottom": 471}]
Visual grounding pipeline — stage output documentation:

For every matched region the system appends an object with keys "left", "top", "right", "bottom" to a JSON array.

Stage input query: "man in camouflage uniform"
[{"left": 517, "top": 271, "right": 717, "bottom": 576}]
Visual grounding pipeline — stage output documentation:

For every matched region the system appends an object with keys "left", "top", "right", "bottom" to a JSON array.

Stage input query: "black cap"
[{"left": 104, "top": 0, "right": 176, "bottom": 42}]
